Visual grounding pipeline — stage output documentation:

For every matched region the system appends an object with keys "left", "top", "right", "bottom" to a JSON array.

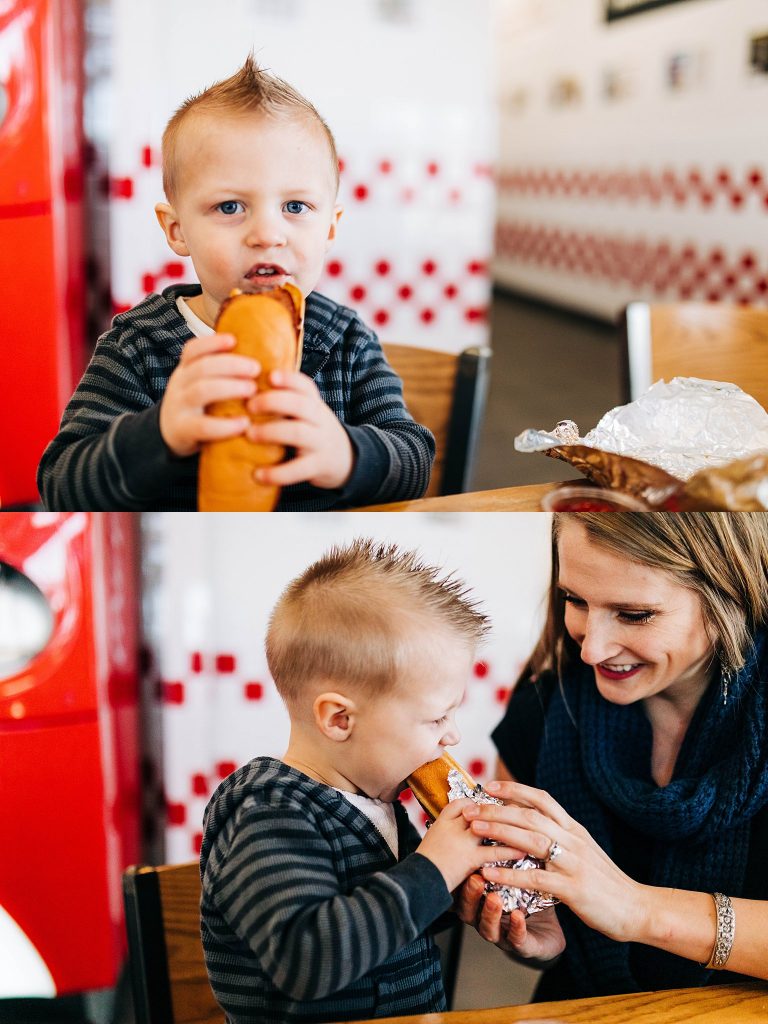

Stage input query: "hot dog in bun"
[
  {"left": 198, "top": 283, "right": 304, "bottom": 511},
  {"left": 406, "top": 752, "right": 476, "bottom": 821}
]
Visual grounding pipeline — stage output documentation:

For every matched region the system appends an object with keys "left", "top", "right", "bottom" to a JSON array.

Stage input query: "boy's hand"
[
  {"left": 160, "top": 334, "right": 260, "bottom": 457},
  {"left": 416, "top": 800, "right": 524, "bottom": 894},
  {"left": 245, "top": 370, "right": 354, "bottom": 490}
]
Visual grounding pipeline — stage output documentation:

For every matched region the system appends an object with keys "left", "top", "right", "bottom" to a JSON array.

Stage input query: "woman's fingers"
[
  {"left": 485, "top": 780, "right": 574, "bottom": 830},
  {"left": 483, "top": 864, "right": 558, "bottom": 891},
  {"left": 476, "top": 891, "right": 505, "bottom": 943},
  {"left": 468, "top": 818, "right": 554, "bottom": 861},
  {"left": 454, "top": 873, "right": 485, "bottom": 925}
]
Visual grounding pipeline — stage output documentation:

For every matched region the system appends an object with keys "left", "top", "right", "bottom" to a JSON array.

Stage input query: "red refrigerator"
[
  {"left": 0, "top": 0, "right": 85, "bottom": 506},
  {"left": 0, "top": 513, "right": 140, "bottom": 998}
]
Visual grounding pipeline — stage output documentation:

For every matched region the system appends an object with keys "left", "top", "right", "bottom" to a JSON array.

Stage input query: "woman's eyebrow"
[{"left": 557, "top": 582, "right": 663, "bottom": 610}]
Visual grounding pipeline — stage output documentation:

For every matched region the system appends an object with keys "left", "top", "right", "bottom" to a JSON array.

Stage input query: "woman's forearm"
[{"left": 639, "top": 886, "right": 768, "bottom": 980}]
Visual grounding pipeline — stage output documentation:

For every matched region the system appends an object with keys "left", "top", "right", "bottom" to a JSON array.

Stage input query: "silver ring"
[{"left": 546, "top": 840, "right": 563, "bottom": 863}]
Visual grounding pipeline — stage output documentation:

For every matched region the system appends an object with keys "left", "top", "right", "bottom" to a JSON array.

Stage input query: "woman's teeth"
[{"left": 602, "top": 664, "right": 639, "bottom": 674}]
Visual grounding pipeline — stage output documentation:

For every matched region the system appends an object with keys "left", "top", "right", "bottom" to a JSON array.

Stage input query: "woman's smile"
[{"left": 596, "top": 662, "right": 644, "bottom": 681}]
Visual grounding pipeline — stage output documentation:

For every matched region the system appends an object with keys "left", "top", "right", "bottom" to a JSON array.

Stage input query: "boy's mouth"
[{"left": 244, "top": 263, "right": 289, "bottom": 282}]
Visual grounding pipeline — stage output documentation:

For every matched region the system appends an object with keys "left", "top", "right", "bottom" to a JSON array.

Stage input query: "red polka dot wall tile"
[
  {"left": 498, "top": 164, "right": 768, "bottom": 210},
  {"left": 495, "top": 221, "right": 768, "bottom": 307},
  {"left": 495, "top": 162, "right": 768, "bottom": 312}
]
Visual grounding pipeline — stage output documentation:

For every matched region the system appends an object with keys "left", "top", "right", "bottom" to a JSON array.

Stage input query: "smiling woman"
[{"left": 456, "top": 512, "right": 768, "bottom": 1002}]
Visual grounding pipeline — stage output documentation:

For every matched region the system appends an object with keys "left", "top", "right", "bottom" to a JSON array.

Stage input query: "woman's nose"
[{"left": 577, "top": 614, "right": 617, "bottom": 666}]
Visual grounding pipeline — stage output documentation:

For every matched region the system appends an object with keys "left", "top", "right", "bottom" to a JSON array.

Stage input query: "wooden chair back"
[
  {"left": 624, "top": 302, "right": 768, "bottom": 408},
  {"left": 123, "top": 863, "right": 223, "bottom": 1024},
  {"left": 124, "top": 862, "right": 466, "bottom": 1020},
  {"left": 382, "top": 342, "right": 491, "bottom": 496}
]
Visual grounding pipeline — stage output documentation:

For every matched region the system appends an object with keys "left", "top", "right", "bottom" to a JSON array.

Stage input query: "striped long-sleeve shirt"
[
  {"left": 37, "top": 285, "right": 435, "bottom": 510},
  {"left": 200, "top": 757, "right": 451, "bottom": 1024}
]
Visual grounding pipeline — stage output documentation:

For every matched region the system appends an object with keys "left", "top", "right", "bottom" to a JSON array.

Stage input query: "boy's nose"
[
  {"left": 245, "top": 215, "right": 287, "bottom": 249},
  {"left": 441, "top": 722, "right": 461, "bottom": 747}
]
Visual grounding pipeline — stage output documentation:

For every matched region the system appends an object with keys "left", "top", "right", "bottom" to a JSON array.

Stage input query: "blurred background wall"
[{"left": 493, "top": 0, "right": 768, "bottom": 318}]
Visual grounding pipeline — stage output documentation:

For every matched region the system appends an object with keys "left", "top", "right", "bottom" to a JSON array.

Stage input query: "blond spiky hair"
[
  {"left": 266, "top": 538, "right": 489, "bottom": 704},
  {"left": 161, "top": 53, "right": 339, "bottom": 200}
]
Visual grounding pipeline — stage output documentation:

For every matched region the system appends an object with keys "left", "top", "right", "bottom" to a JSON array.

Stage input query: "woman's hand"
[
  {"left": 462, "top": 780, "right": 648, "bottom": 944},
  {"left": 455, "top": 873, "right": 565, "bottom": 964}
]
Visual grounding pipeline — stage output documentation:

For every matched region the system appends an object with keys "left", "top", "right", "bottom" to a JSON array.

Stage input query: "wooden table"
[
  {"left": 342, "top": 982, "right": 768, "bottom": 1023},
  {"left": 356, "top": 482, "right": 558, "bottom": 512}
]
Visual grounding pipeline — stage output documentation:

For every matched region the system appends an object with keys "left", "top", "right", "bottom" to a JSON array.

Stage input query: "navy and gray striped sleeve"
[
  {"left": 206, "top": 802, "right": 450, "bottom": 1002},
  {"left": 37, "top": 332, "right": 187, "bottom": 510}
]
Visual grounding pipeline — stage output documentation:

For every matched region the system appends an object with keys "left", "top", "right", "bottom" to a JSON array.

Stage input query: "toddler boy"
[
  {"left": 38, "top": 57, "right": 434, "bottom": 510},
  {"left": 200, "top": 539, "right": 515, "bottom": 1023}
]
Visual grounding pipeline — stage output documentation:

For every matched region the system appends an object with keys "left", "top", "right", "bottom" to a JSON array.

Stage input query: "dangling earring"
[{"left": 720, "top": 664, "right": 734, "bottom": 706}]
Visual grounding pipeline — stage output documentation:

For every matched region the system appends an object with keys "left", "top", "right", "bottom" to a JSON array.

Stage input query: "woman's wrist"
[{"left": 637, "top": 886, "right": 716, "bottom": 964}]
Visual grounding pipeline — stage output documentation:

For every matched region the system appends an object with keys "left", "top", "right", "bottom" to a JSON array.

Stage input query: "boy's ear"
[
  {"left": 325, "top": 205, "right": 343, "bottom": 250},
  {"left": 155, "top": 202, "right": 190, "bottom": 257},
  {"left": 313, "top": 690, "right": 356, "bottom": 742}
]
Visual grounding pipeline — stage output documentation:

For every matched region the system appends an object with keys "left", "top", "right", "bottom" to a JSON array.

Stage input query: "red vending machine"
[
  {"left": 0, "top": 0, "right": 85, "bottom": 506},
  {"left": 0, "top": 513, "right": 140, "bottom": 998}
]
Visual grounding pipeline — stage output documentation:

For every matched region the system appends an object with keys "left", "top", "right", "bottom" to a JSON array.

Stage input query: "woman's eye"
[
  {"left": 619, "top": 611, "right": 655, "bottom": 624},
  {"left": 284, "top": 200, "right": 308, "bottom": 215},
  {"left": 433, "top": 715, "right": 448, "bottom": 726},
  {"left": 217, "top": 201, "right": 244, "bottom": 215},
  {"left": 562, "top": 593, "right": 585, "bottom": 608}
]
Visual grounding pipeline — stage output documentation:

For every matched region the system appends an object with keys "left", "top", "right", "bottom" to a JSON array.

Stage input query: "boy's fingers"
[
  {"left": 254, "top": 455, "right": 317, "bottom": 486},
  {"left": 267, "top": 369, "right": 316, "bottom": 393},
  {"left": 179, "top": 333, "right": 237, "bottom": 363},
  {"left": 434, "top": 800, "right": 471, "bottom": 820},
  {"left": 195, "top": 354, "right": 261, "bottom": 378},
  {"left": 246, "top": 420, "right": 312, "bottom": 449},
  {"left": 247, "top": 390, "right": 314, "bottom": 421},
  {"left": 195, "top": 415, "right": 251, "bottom": 441},
  {"left": 189, "top": 378, "right": 256, "bottom": 407}
]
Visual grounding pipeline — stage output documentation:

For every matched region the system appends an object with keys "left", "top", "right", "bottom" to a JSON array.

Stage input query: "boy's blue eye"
[
  {"left": 217, "top": 201, "right": 243, "bottom": 215},
  {"left": 284, "top": 200, "right": 308, "bottom": 215}
]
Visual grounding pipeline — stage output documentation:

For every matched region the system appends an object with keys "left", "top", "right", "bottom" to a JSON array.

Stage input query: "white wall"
[{"left": 493, "top": 0, "right": 768, "bottom": 318}]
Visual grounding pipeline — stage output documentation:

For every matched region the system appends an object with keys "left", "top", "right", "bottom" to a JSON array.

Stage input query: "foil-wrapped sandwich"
[
  {"left": 515, "top": 377, "right": 768, "bottom": 510},
  {"left": 407, "top": 753, "right": 557, "bottom": 915}
]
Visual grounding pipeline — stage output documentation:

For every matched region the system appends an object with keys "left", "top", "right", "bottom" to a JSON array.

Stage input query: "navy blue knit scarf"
[{"left": 536, "top": 631, "right": 768, "bottom": 996}]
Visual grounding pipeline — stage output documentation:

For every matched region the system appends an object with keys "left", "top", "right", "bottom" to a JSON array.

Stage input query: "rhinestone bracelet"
[{"left": 702, "top": 892, "right": 735, "bottom": 970}]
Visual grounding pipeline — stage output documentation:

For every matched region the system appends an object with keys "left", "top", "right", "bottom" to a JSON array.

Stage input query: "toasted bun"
[
  {"left": 198, "top": 285, "right": 304, "bottom": 511},
  {"left": 406, "top": 752, "right": 475, "bottom": 821}
]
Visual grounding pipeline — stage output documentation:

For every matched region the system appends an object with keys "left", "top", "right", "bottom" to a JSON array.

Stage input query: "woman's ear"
[
  {"left": 155, "top": 202, "right": 190, "bottom": 257},
  {"left": 313, "top": 691, "right": 356, "bottom": 742}
]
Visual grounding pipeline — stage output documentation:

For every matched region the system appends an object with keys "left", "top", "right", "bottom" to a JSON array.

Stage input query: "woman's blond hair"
[
  {"left": 161, "top": 53, "right": 339, "bottom": 201},
  {"left": 525, "top": 512, "right": 768, "bottom": 683},
  {"left": 266, "top": 539, "right": 489, "bottom": 705}
]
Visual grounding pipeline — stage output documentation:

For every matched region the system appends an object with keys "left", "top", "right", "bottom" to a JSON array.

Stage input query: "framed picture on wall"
[{"left": 605, "top": 0, "right": 694, "bottom": 22}]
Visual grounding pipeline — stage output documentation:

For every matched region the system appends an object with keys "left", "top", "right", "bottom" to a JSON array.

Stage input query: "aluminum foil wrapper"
[
  {"left": 514, "top": 378, "right": 768, "bottom": 510},
  {"left": 447, "top": 769, "right": 557, "bottom": 916}
]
